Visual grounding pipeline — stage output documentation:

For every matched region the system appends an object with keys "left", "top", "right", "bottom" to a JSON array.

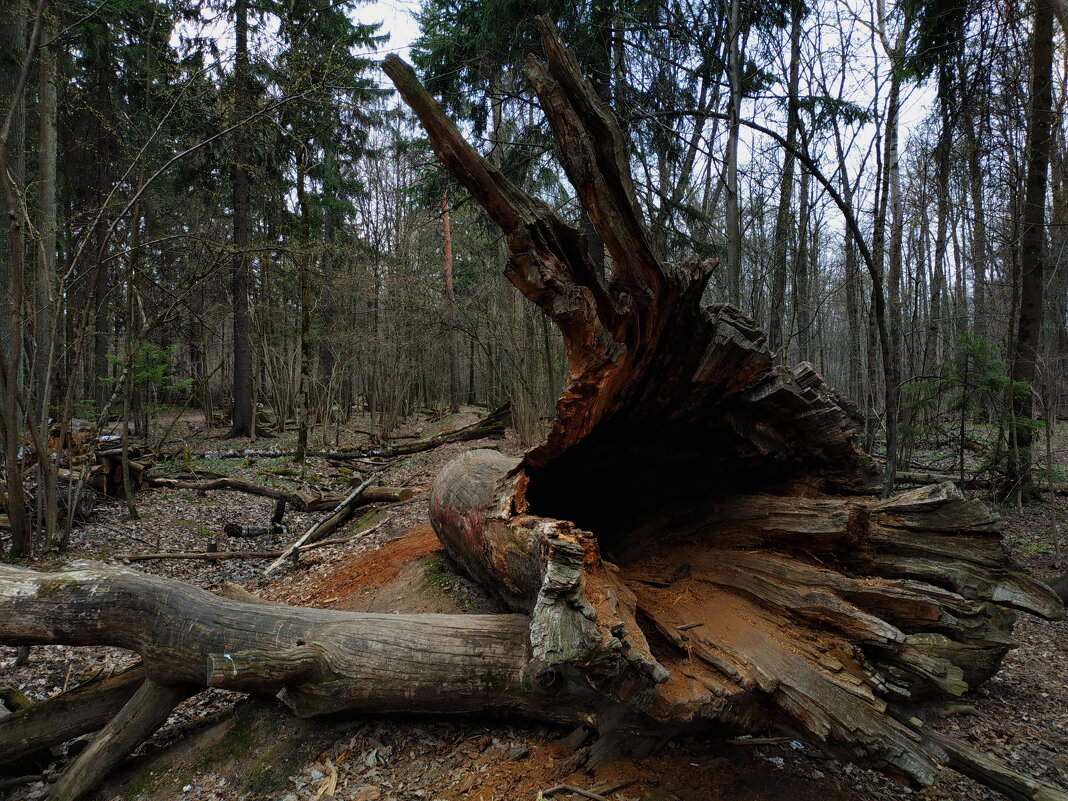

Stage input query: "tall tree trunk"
[
  {"left": 442, "top": 187, "right": 461, "bottom": 413},
  {"left": 294, "top": 143, "right": 311, "bottom": 463},
  {"left": 1007, "top": 0, "right": 1055, "bottom": 502},
  {"left": 767, "top": 0, "right": 802, "bottom": 356},
  {"left": 33, "top": 0, "right": 58, "bottom": 547},
  {"left": 0, "top": 0, "right": 30, "bottom": 556},
  {"left": 228, "top": 0, "right": 253, "bottom": 438},
  {"left": 794, "top": 167, "right": 812, "bottom": 361},
  {"left": 725, "top": 0, "right": 743, "bottom": 307}
]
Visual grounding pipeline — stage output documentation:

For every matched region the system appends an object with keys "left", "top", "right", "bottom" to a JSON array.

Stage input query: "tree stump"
[{"left": 385, "top": 16, "right": 1064, "bottom": 790}]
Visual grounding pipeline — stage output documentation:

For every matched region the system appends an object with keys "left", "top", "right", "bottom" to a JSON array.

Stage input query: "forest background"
[{"left": 1, "top": 0, "right": 1066, "bottom": 557}]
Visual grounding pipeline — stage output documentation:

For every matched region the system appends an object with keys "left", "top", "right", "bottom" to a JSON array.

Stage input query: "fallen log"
[
  {"left": 384, "top": 18, "right": 1065, "bottom": 797},
  {"left": 147, "top": 476, "right": 320, "bottom": 510},
  {"left": 222, "top": 523, "right": 288, "bottom": 537},
  {"left": 0, "top": 561, "right": 574, "bottom": 722},
  {"left": 114, "top": 535, "right": 355, "bottom": 562},
  {"left": 200, "top": 404, "right": 508, "bottom": 462},
  {"left": 47, "top": 679, "right": 196, "bottom": 801},
  {"left": 148, "top": 476, "right": 412, "bottom": 513},
  {"left": 0, "top": 664, "right": 145, "bottom": 768}
]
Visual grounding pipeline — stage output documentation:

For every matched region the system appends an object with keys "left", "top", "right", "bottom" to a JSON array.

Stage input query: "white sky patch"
[{"left": 354, "top": 0, "right": 420, "bottom": 61}]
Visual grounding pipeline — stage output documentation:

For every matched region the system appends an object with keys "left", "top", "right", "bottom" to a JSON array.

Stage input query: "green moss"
[
  {"left": 420, "top": 555, "right": 452, "bottom": 592},
  {"left": 36, "top": 577, "right": 78, "bottom": 597},
  {"left": 121, "top": 766, "right": 174, "bottom": 801},
  {"left": 174, "top": 519, "right": 214, "bottom": 538},
  {"left": 352, "top": 509, "right": 386, "bottom": 531},
  {"left": 240, "top": 740, "right": 306, "bottom": 795}
]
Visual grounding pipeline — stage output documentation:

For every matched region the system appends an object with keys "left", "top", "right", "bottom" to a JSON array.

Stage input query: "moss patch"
[{"left": 36, "top": 577, "right": 79, "bottom": 597}]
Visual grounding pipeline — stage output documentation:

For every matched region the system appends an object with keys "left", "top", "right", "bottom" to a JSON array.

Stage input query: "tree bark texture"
[
  {"left": 228, "top": 0, "right": 253, "bottom": 438},
  {"left": 1008, "top": 0, "right": 1054, "bottom": 500}
]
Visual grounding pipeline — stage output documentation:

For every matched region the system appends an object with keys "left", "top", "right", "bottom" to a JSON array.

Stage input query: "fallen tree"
[
  {"left": 199, "top": 402, "right": 509, "bottom": 462},
  {"left": 146, "top": 476, "right": 412, "bottom": 513},
  {"left": 0, "top": 20, "right": 1064, "bottom": 801}
]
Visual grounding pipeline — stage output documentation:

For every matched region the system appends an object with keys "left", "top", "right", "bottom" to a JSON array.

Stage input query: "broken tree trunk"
[{"left": 383, "top": 17, "right": 1064, "bottom": 794}]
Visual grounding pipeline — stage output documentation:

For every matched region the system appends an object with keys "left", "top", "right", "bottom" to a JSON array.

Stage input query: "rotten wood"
[
  {"left": 924, "top": 729, "right": 1068, "bottom": 801},
  {"left": 386, "top": 18, "right": 1065, "bottom": 797}
]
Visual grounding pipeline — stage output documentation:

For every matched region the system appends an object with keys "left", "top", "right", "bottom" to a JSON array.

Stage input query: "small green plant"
[
  {"left": 902, "top": 332, "right": 1025, "bottom": 482},
  {"left": 105, "top": 343, "right": 193, "bottom": 437}
]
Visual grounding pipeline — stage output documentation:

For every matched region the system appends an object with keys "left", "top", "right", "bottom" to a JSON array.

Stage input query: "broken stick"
[{"left": 263, "top": 470, "right": 385, "bottom": 575}]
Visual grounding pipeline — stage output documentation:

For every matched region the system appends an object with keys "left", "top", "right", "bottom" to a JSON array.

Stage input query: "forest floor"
[{"left": 1, "top": 407, "right": 1066, "bottom": 801}]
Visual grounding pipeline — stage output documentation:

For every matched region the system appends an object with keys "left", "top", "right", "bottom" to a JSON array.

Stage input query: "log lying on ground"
[
  {"left": 0, "top": 664, "right": 145, "bottom": 768},
  {"left": 200, "top": 403, "right": 508, "bottom": 462},
  {"left": 2, "top": 21, "right": 1064, "bottom": 801},
  {"left": 0, "top": 561, "right": 586, "bottom": 724},
  {"left": 385, "top": 18, "right": 1065, "bottom": 797},
  {"left": 148, "top": 476, "right": 412, "bottom": 513},
  {"left": 263, "top": 471, "right": 385, "bottom": 574},
  {"left": 47, "top": 679, "right": 196, "bottom": 801}
]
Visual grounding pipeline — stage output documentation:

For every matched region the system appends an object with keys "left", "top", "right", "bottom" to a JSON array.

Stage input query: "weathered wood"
[
  {"left": 0, "top": 664, "right": 145, "bottom": 767},
  {"left": 149, "top": 476, "right": 411, "bottom": 514},
  {"left": 115, "top": 536, "right": 353, "bottom": 562},
  {"left": 0, "top": 562, "right": 588, "bottom": 723},
  {"left": 389, "top": 18, "right": 1065, "bottom": 799},
  {"left": 925, "top": 730, "right": 1068, "bottom": 801},
  {"left": 199, "top": 405, "right": 508, "bottom": 463},
  {"left": 46, "top": 678, "right": 195, "bottom": 801},
  {"left": 223, "top": 522, "right": 287, "bottom": 537},
  {"left": 147, "top": 476, "right": 320, "bottom": 511}
]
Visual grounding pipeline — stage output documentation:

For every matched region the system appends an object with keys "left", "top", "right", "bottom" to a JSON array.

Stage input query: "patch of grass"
[
  {"left": 420, "top": 555, "right": 453, "bottom": 593},
  {"left": 195, "top": 458, "right": 239, "bottom": 477},
  {"left": 122, "top": 765, "right": 174, "bottom": 801},
  {"left": 174, "top": 519, "right": 214, "bottom": 538}
]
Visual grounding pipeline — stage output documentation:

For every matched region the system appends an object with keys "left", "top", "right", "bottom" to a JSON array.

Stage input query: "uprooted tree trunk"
[{"left": 0, "top": 20, "right": 1064, "bottom": 801}]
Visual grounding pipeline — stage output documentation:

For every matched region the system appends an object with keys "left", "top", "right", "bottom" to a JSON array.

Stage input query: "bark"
[
  {"left": 767, "top": 0, "right": 802, "bottom": 356},
  {"left": 47, "top": 679, "right": 196, "bottom": 801},
  {"left": 0, "top": 562, "right": 582, "bottom": 724},
  {"left": 725, "top": 0, "right": 743, "bottom": 307},
  {"left": 263, "top": 470, "right": 384, "bottom": 574},
  {"left": 146, "top": 477, "right": 410, "bottom": 512},
  {"left": 0, "top": 21, "right": 1064, "bottom": 801},
  {"left": 294, "top": 142, "right": 311, "bottom": 463},
  {"left": 228, "top": 0, "right": 253, "bottom": 438},
  {"left": 1007, "top": 0, "right": 1054, "bottom": 501},
  {"left": 0, "top": 664, "right": 145, "bottom": 768},
  {"left": 0, "top": 0, "right": 30, "bottom": 556},
  {"left": 442, "top": 187, "right": 462, "bottom": 413}
]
